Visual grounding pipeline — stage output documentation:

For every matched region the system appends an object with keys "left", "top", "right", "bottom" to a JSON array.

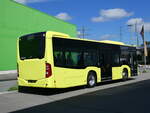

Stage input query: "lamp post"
[
  {"left": 127, "top": 24, "right": 134, "bottom": 45},
  {"left": 135, "top": 21, "right": 139, "bottom": 47}
]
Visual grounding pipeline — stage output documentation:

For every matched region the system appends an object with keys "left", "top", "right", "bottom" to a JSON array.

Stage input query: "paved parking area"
[
  {"left": 0, "top": 73, "right": 150, "bottom": 113},
  {"left": 12, "top": 79, "right": 150, "bottom": 113}
]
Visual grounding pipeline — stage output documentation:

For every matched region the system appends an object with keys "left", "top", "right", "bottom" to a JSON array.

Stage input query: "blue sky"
[{"left": 15, "top": 0, "right": 150, "bottom": 45}]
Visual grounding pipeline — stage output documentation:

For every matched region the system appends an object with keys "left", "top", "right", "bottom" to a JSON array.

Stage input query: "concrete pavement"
[
  {"left": 12, "top": 79, "right": 150, "bottom": 113},
  {"left": 0, "top": 70, "right": 17, "bottom": 81},
  {"left": 0, "top": 80, "right": 17, "bottom": 92},
  {"left": 0, "top": 73, "right": 150, "bottom": 113}
]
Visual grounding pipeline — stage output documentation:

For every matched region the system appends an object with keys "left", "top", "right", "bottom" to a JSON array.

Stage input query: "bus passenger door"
[
  {"left": 100, "top": 51, "right": 112, "bottom": 81},
  {"left": 129, "top": 51, "right": 138, "bottom": 76}
]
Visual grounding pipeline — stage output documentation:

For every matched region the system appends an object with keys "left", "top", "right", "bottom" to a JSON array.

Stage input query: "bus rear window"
[{"left": 19, "top": 32, "right": 45, "bottom": 60}]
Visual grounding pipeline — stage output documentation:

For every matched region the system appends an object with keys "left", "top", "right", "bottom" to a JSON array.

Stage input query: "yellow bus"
[{"left": 17, "top": 31, "right": 137, "bottom": 90}]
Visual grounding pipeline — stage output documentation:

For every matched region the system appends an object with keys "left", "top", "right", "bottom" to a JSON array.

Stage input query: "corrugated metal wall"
[{"left": 0, "top": 0, "right": 77, "bottom": 70}]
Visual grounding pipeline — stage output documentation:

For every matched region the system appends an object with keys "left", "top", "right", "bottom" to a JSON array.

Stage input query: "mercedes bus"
[{"left": 17, "top": 31, "right": 137, "bottom": 90}]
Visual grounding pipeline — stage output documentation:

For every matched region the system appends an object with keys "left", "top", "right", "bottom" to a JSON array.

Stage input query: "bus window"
[
  {"left": 120, "top": 47, "right": 129, "bottom": 65},
  {"left": 84, "top": 51, "right": 98, "bottom": 66},
  {"left": 54, "top": 50, "right": 84, "bottom": 68},
  {"left": 19, "top": 32, "right": 45, "bottom": 60},
  {"left": 66, "top": 52, "right": 74, "bottom": 66},
  {"left": 54, "top": 51, "right": 65, "bottom": 66},
  {"left": 112, "top": 53, "right": 120, "bottom": 66}
]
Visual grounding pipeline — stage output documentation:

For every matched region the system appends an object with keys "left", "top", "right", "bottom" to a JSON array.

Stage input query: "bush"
[{"left": 8, "top": 85, "right": 18, "bottom": 91}]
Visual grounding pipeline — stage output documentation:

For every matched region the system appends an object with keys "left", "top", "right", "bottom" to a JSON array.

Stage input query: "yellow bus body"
[{"left": 17, "top": 31, "right": 132, "bottom": 88}]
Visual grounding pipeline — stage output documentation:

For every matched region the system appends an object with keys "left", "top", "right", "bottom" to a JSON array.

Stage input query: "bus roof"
[
  {"left": 99, "top": 40, "right": 125, "bottom": 45},
  {"left": 46, "top": 31, "right": 135, "bottom": 47}
]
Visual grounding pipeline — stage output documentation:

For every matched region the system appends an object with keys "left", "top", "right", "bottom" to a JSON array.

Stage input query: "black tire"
[
  {"left": 122, "top": 69, "right": 128, "bottom": 81},
  {"left": 87, "top": 72, "right": 97, "bottom": 88}
]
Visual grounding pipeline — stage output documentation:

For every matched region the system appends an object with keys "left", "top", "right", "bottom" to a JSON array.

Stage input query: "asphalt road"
[
  {"left": 10, "top": 79, "right": 150, "bottom": 113},
  {"left": 11, "top": 79, "right": 150, "bottom": 113},
  {"left": 1, "top": 73, "right": 150, "bottom": 113}
]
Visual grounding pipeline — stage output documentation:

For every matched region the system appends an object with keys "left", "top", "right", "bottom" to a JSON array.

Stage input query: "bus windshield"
[{"left": 19, "top": 32, "right": 45, "bottom": 60}]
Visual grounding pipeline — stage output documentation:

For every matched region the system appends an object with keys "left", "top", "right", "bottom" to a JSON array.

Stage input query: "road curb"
[
  {"left": 0, "top": 91, "right": 17, "bottom": 95},
  {"left": 0, "top": 70, "right": 17, "bottom": 75},
  {"left": 0, "top": 70, "right": 17, "bottom": 81}
]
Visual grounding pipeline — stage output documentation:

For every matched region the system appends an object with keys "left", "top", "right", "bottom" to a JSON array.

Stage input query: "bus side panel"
[
  {"left": 112, "top": 65, "right": 131, "bottom": 80},
  {"left": 112, "top": 67, "right": 122, "bottom": 80},
  {"left": 53, "top": 67, "right": 100, "bottom": 88},
  {"left": 53, "top": 67, "right": 86, "bottom": 88}
]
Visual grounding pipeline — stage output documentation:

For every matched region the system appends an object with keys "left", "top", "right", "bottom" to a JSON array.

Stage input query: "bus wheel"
[
  {"left": 122, "top": 69, "right": 128, "bottom": 81},
  {"left": 87, "top": 72, "right": 97, "bottom": 88}
]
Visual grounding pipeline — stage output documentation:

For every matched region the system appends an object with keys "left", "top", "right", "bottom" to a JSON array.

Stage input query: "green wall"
[{"left": 0, "top": 0, "right": 77, "bottom": 71}]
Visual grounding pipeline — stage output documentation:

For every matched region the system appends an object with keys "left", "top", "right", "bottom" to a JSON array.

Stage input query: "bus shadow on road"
[
  {"left": 18, "top": 85, "right": 86, "bottom": 95},
  {"left": 18, "top": 78, "right": 135, "bottom": 96},
  {"left": 97, "top": 78, "right": 135, "bottom": 86}
]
